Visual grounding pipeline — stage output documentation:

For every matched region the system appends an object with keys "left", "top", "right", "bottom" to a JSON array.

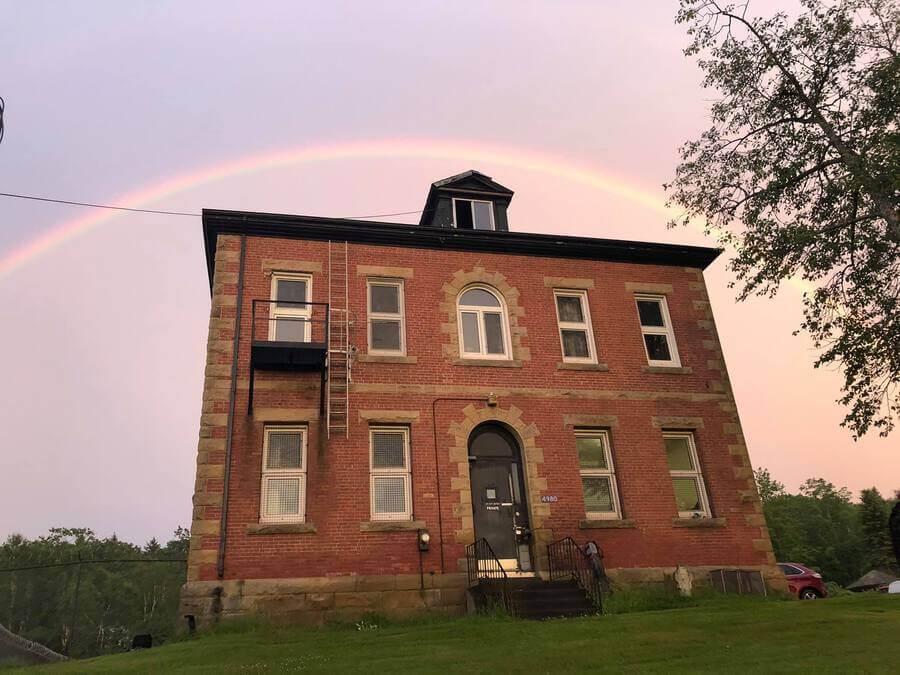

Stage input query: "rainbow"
[{"left": 0, "top": 138, "right": 681, "bottom": 280}]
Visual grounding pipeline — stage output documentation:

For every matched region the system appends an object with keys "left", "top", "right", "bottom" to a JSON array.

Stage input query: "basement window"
[
  {"left": 452, "top": 198, "right": 495, "bottom": 230},
  {"left": 260, "top": 426, "right": 307, "bottom": 523}
]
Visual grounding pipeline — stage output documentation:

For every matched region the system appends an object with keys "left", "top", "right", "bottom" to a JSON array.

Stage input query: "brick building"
[{"left": 180, "top": 170, "right": 781, "bottom": 623}]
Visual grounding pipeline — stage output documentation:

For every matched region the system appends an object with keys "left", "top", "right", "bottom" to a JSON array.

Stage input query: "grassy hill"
[{"left": 8, "top": 594, "right": 900, "bottom": 673}]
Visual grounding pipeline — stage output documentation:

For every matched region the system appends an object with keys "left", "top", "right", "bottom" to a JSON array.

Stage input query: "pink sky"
[{"left": 1, "top": 1, "right": 896, "bottom": 543}]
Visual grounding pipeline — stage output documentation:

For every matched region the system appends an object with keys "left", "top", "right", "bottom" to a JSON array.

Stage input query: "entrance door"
[{"left": 468, "top": 424, "right": 531, "bottom": 571}]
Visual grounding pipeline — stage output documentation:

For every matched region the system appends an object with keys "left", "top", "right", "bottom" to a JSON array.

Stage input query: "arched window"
[{"left": 457, "top": 286, "right": 510, "bottom": 358}]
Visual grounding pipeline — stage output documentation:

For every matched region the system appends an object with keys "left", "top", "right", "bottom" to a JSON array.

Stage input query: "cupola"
[{"left": 418, "top": 170, "right": 514, "bottom": 231}]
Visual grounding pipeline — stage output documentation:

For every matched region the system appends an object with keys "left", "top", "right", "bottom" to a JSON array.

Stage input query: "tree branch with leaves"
[{"left": 666, "top": 0, "right": 900, "bottom": 437}]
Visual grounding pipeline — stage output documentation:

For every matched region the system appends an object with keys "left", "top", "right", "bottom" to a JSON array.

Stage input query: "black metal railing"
[
  {"left": 547, "top": 537, "right": 605, "bottom": 611},
  {"left": 465, "top": 538, "right": 511, "bottom": 612},
  {"left": 251, "top": 300, "right": 330, "bottom": 346}
]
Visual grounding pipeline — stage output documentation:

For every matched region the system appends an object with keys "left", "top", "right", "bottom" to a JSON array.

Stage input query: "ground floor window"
[
  {"left": 663, "top": 431, "right": 710, "bottom": 518},
  {"left": 260, "top": 425, "right": 307, "bottom": 522},
  {"left": 576, "top": 429, "right": 621, "bottom": 519},
  {"left": 370, "top": 426, "right": 412, "bottom": 521}
]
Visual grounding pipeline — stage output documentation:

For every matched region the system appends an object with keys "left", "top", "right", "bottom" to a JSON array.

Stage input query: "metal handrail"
[
  {"left": 251, "top": 299, "right": 330, "bottom": 345},
  {"left": 547, "top": 537, "right": 605, "bottom": 611},
  {"left": 465, "top": 538, "right": 511, "bottom": 612}
]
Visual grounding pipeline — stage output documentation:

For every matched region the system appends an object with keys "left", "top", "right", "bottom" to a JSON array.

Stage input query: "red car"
[{"left": 779, "top": 562, "right": 827, "bottom": 599}]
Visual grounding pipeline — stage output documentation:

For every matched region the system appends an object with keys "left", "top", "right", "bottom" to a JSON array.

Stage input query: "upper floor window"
[
  {"left": 576, "top": 430, "right": 621, "bottom": 520},
  {"left": 663, "top": 432, "right": 710, "bottom": 518},
  {"left": 260, "top": 426, "right": 307, "bottom": 523},
  {"left": 270, "top": 273, "right": 311, "bottom": 343},
  {"left": 453, "top": 198, "right": 495, "bottom": 230},
  {"left": 367, "top": 279, "right": 405, "bottom": 354},
  {"left": 457, "top": 286, "right": 510, "bottom": 359},
  {"left": 370, "top": 426, "right": 412, "bottom": 521},
  {"left": 554, "top": 290, "right": 597, "bottom": 363},
  {"left": 635, "top": 294, "right": 680, "bottom": 366}
]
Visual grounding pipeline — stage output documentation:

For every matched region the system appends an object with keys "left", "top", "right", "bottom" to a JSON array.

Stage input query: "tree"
[
  {"left": 890, "top": 501, "right": 900, "bottom": 567},
  {"left": 860, "top": 487, "right": 897, "bottom": 570},
  {"left": 762, "top": 476, "right": 866, "bottom": 585},
  {"left": 667, "top": 0, "right": 900, "bottom": 437},
  {"left": 754, "top": 467, "right": 786, "bottom": 503}
]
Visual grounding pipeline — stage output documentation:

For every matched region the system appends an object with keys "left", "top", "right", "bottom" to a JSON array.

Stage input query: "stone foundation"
[
  {"left": 606, "top": 564, "right": 788, "bottom": 594},
  {"left": 179, "top": 564, "right": 787, "bottom": 630},
  {"left": 179, "top": 573, "right": 468, "bottom": 628}
]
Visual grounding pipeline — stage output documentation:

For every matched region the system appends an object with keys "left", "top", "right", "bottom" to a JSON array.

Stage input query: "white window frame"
[
  {"left": 554, "top": 289, "right": 597, "bottom": 363},
  {"left": 269, "top": 272, "right": 312, "bottom": 343},
  {"left": 369, "top": 426, "right": 412, "bottom": 521},
  {"left": 576, "top": 429, "right": 621, "bottom": 520},
  {"left": 366, "top": 278, "right": 406, "bottom": 355},
  {"left": 451, "top": 197, "right": 496, "bottom": 231},
  {"left": 635, "top": 294, "right": 680, "bottom": 367},
  {"left": 260, "top": 425, "right": 308, "bottom": 524},
  {"left": 456, "top": 285, "right": 512, "bottom": 360},
  {"left": 663, "top": 431, "right": 711, "bottom": 518}
]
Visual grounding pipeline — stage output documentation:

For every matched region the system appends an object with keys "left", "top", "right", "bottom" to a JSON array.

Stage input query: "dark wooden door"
[{"left": 470, "top": 460, "right": 518, "bottom": 560}]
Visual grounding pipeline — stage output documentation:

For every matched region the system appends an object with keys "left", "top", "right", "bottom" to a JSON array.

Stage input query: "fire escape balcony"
[{"left": 248, "top": 300, "right": 330, "bottom": 414}]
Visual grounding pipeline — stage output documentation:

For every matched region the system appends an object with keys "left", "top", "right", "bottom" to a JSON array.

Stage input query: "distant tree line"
[
  {"left": 0, "top": 527, "right": 187, "bottom": 658},
  {"left": 755, "top": 470, "right": 899, "bottom": 586}
]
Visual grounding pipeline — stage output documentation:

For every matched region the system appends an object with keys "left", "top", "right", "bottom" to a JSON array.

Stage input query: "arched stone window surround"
[{"left": 439, "top": 266, "right": 530, "bottom": 364}]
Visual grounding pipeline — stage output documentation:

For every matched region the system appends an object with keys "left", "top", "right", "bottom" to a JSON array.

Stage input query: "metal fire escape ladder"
[{"left": 327, "top": 240, "right": 351, "bottom": 438}]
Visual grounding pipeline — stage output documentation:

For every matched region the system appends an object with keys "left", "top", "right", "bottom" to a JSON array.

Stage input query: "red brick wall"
[{"left": 191, "top": 235, "right": 772, "bottom": 582}]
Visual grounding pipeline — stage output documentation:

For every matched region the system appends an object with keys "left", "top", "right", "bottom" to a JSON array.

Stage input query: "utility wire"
[
  {"left": 0, "top": 558, "right": 187, "bottom": 573},
  {"left": 0, "top": 190, "right": 425, "bottom": 220},
  {"left": 0, "top": 192, "right": 198, "bottom": 217}
]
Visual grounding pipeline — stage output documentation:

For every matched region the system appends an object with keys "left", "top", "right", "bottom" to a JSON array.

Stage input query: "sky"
[{"left": 1, "top": 0, "right": 896, "bottom": 544}]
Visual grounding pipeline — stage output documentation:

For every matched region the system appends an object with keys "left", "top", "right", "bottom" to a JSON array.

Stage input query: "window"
[
  {"left": 576, "top": 430, "right": 621, "bottom": 519},
  {"left": 452, "top": 198, "right": 495, "bottom": 230},
  {"left": 554, "top": 290, "right": 597, "bottom": 362},
  {"left": 635, "top": 294, "right": 680, "bottom": 366},
  {"left": 270, "top": 273, "right": 311, "bottom": 342},
  {"left": 367, "top": 279, "right": 405, "bottom": 354},
  {"left": 663, "top": 432, "right": 710, "bottom": 518},
  {"left": 260, "top": 426, "right": 307, "bottom": 522},
  {"left": 370, "top": 427, "right": 411, "bottom": 521},
  {"left": 457, "top": 286, "right": 510, "bottom": 359},
  {"left": 779, "top": 564, "right": 804, "bottom": 576}
]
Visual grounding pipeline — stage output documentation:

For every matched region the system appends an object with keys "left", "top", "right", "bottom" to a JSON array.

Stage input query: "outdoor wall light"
[{"left": 417, "top": 529, "right": 431, "bottom": 552}]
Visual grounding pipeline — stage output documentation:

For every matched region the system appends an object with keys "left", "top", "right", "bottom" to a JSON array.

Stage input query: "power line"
[
  {"left": 0, "top": 190, "right": 426, "bottom": 220},
  {"left": 0, "top": 192, "right": 199, "bottom": 217},
  {"left": 0, "top": 558, "right": 186, "bottom": 573}
]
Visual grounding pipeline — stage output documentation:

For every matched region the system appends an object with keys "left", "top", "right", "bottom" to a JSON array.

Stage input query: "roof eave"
[{"left": 203, "top": 209, "right": 722, "bottom": 290}]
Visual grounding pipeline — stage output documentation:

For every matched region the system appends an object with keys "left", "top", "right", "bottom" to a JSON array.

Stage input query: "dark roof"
[
  {"left": 418, "top": 169, "right": 514, "bottom": 227},
  {"left": 202, "top": 208, "right": 721, "bottom": 288},
  {"left": 430, "top": 170, "right": 514, "bottom": 193}
]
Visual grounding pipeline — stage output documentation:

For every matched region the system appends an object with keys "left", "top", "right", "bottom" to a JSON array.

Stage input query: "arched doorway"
[{"left": 468, "top": 423, "right": 532, "bottom": 572}]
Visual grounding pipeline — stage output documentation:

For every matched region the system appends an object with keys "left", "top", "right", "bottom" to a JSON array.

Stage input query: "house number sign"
[{"left": 541, "top": 495, "right": 559, "bottom": 503}]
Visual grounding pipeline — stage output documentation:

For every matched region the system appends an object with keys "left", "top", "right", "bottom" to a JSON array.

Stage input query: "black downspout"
[
  {"left": 430, "top": 396, "right": 490, "bottom": 574},
  {"left": 217, "top": 234, "right": 246, "bottom": 579}
]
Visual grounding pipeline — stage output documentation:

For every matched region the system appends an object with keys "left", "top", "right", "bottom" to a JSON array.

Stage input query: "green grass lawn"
[{"left": 10, "top": 594, "right": 900, "bottom": 674}]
